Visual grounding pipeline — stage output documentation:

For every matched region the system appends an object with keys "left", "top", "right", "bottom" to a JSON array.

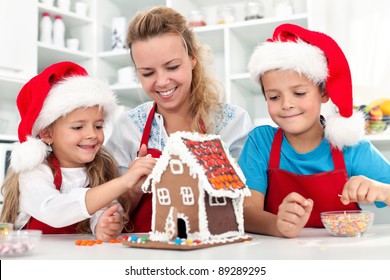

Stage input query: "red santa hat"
[
  {"left": 248, "top": 23, "right": 365, "bottom": 149},
  {"left": 11, "top": 61, "right": 118, "bottom": 173}
]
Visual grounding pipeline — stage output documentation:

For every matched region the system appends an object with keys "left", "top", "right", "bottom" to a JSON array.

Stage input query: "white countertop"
[{"left": 4, "top": 224, "right": 390, "bottom": 260}]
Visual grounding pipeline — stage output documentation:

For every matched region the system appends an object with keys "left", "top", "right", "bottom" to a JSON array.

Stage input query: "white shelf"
[
  {"left": 1, "top": 0, "right": 389, "bottom": 148},
  {"left": 366, "top": 129, "right": 390, "bottom": 143}
]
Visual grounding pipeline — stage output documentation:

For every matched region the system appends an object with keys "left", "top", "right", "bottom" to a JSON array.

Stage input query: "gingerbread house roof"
[{"left": 142, "top": 131, "right": 250, "bottom": 199}]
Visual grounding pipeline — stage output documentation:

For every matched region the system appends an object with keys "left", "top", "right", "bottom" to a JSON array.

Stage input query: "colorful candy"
[{"left": 321, "top": 210, "right": 374, "bottom": 237}]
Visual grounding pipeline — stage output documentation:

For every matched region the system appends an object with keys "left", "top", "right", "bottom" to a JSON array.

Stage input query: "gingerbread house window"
[
  {"left": 180, "top": 186, "right": 195, "bottom": 205},
  {"left": 209, "top": 196, "right": 227, "bottom": 206},
  {"left": 169, "top": 159, "right": 183, "bottom": 174},
  {"left": 157, "top": 188, "right": 171, "bottom": 205}
]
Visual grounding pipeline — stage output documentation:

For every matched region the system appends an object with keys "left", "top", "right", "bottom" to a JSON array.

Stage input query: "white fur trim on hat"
[
  {"left": 32, "top": 75, "right": 118, "bottom": 137},
  {"left": 324, "top": 109, "right": 366, "bottom": 150},
  {"left": 10, "top": 137, "right": 50, "bottom": 173},
  {"left": 248, "top": 39, "right": 328, "bottom": 86}
]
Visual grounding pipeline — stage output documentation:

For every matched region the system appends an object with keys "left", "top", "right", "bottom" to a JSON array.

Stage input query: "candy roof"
[
  {"left": 183, "top": 138, "right": 246, "bottom": 191},
  {"left": 142, "top": 132, "right": 250, "bottom": 199}
]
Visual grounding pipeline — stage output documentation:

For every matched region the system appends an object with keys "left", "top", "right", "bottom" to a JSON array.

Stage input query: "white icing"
[{"left": 141, "top": 131, "right": 251, "bottom": 244}]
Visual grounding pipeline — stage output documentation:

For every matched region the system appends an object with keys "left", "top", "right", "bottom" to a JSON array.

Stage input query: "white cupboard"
[{"left": 0, "top": 0, "right": 389, "bottom": 162}]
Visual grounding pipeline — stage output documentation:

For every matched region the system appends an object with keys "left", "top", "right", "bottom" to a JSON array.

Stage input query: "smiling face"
[
  {"left": 40, "top": 106, "right": 105, "bottom": 168},
  {"left": 131, "top": 33, "right": 195, "bottom": 116},
  {"left": 262, "top": 70, "right": 329, "bottom": 139}
]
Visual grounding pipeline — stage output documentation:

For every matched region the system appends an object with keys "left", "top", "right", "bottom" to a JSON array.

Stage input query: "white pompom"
[
  {"left": 10, "top": 137, "right": 50, "bottom": 173},
  {"left": 324, "top": 110, "right": 366, "bottom": 150}
]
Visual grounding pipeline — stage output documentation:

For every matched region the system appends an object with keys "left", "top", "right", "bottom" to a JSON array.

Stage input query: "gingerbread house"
[{"left": 141, "top": 131, "right": 251, "bottom": 245}]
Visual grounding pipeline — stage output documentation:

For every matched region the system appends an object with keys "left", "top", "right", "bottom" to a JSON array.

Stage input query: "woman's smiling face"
[{"left": 132, "top": 33, "right": 195, "bottom": 115}]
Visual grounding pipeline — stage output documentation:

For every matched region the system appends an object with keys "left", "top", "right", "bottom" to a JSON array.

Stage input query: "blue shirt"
[{"left": 238, "top": 125, "right": 390, "bottom": 208}]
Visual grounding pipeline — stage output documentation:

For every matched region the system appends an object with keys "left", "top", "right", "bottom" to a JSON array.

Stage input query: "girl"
[
  {"left": 104, "top": 6, "right": 253, "bottom": 233},
  {"left": 239, "top": 24, "right": 390, "bottom": 238},
  {"left": 0, "top": 61, "right": 156, "bottom": 241}
]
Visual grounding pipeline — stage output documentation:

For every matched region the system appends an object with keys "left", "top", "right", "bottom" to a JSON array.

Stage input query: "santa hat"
[
  {"left": 11, "top": 61, "right": 118, "bottom": 173},
  {"left": 248, "top": 23, "right": 365, "bottom": 149}
]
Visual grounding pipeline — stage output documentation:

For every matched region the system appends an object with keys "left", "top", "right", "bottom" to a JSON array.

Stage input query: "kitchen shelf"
[{"left": 1, "top": 0, "right": 390, "bottom": 150}]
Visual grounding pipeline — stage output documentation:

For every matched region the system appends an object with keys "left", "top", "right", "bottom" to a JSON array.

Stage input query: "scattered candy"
[{"left": 75, "top": 235, "right": 127, "bottom": 246}]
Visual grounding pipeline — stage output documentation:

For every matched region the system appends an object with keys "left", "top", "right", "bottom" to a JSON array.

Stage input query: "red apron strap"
[
  {"left": 330, "top": 146, "right": 346, "bottom": 170},
  {"left": 268, "top": 129, "right": 283, "bottom": 169},
  {"left": 48, "top": 154, "right": 62, "bottom": 191},
  {"left": 139, "top": 102, "right": 157, "bottom": 151}
]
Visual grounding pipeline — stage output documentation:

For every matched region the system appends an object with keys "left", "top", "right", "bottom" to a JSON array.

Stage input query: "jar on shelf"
[
  {"left": 112, "top": 17, "right": 127, "bottom": 50},
  {"left": 216, "top": 5, "right": 235, "bottom": 24},
  {"left": 245, "top": 1, "right": 264, "bottom": 20},
  {"left": 188, "top": 10, "right": 206, "bottom": 27},
  {"left": 56, "top": 0, "right": 70, "bottom": 11},
  {"left": 274, "top": 0, "right": 293, "bottom": 17}
]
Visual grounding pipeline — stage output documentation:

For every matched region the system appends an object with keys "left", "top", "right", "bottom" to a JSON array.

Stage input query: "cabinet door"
[{"left": 0, "top": 0, "right": 37, "bottom": 77}]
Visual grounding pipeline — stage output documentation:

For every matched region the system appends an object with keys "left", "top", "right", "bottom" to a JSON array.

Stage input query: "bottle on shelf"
[
  {"left": 53, "top": 15, "right": 65, "bottom": 48},
  {"left": 39, "top": 12, "right": 53, "bottom": 45}
]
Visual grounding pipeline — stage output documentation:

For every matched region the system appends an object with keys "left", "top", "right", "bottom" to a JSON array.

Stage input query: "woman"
[{"left": 104, "top": 6, "right": 253, "bottom": 233}]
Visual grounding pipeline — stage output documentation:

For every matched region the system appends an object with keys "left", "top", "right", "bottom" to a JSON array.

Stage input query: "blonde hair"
[
  {"left": 0, "top": 147, "right": 129, "bottom": 233},
  {"left": 126, "top": 6, "right": 223, "bottom": 132}
]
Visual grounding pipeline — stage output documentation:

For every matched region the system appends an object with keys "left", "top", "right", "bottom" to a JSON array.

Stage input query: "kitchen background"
[{"left": 0, "top": 0, "right": 389, "bottom": 219}]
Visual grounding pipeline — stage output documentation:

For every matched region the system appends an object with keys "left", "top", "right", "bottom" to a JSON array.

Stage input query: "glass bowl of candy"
[
  {"left": 321, "top": 210, "right": 374, "bottom": 237},
  {"left": 0, "top": 230, "right": 42, "bottom": 257}
]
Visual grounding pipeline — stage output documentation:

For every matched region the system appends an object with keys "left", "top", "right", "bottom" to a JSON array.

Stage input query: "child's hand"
[
  {"left": 123, "top": 155, "right": 156, "bottom": 188},
  {"left": 341, "top": 175, "right": 390, "bottom": 205},
  {"left": 95, "top": 204, "right": 124, "bottom": 242},
  {"left": 276, "top": 192, "right": 313, "bottom": 238}
]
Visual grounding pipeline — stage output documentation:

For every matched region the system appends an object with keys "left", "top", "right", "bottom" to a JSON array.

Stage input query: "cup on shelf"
[
  {"left": 57, "top": 0, "right": 71, "bottom": 11},
  {"left": 66, "top": 38, "right": 80, "bottom": 51},
  {"left": 74, "top": 2, "right": 88, "bottom": 17}
]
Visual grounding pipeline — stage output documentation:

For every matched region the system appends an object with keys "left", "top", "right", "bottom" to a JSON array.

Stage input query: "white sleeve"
[
  {"left": 104, "top": 108, "right": 142, "bottom": 175},
  {"left": 18, "top": 165, "right": 91, "bottom": 228},
  {"left": 219, "top": 104, "right": 254, "bottom": 159}
]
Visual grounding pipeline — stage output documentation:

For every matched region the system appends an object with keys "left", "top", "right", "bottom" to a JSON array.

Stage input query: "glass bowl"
[
  {"left": 365, "top": 115, "right": 389, "bottom": 134},
  {"left": 321, "top": 210, "right": 374, "bottom": 237},
  {"left": 0, "top": 230, "right": 42, "bottom": 257}
]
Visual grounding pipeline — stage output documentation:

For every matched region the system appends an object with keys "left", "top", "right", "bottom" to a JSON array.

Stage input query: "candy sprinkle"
[{"left": 321, "top": 211, "right": 374, "bottom": 237}]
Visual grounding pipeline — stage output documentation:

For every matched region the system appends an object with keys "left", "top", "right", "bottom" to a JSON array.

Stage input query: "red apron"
[
  {"left": 25, "top": 155, "right": 79, "bottom": 234},
  {"left": 130, "top": 103, "right": 162, "bottom": 233},
  {"left": 264, "top": 129, "right": 359, "bottom": 227}
]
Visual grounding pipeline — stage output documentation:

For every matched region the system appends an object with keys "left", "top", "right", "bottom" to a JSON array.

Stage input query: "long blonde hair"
[
  {"left": 0, "top": 147, "right": 129, "bottom": 233},
  {"left": 126, "top": 6, "right": 223, "bottom": 133}
]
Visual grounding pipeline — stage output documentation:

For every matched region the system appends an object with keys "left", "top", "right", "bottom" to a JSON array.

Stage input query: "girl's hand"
[
  {"left": 276, "top": 192, "right": 313, "bottom": 238},
  {"left": 122, "top": 155, "right": 156, "bottom": 189},
  {"left": 341, "top": 175, "right": 390, "bottom": 205},
  {"left": 95, "top": 204, "right": 124, "bottom": 241}
]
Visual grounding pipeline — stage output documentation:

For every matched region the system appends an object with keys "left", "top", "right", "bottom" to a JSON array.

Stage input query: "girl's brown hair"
[{"left": 126, "top": 6, "right": 223, "bottom": 133}]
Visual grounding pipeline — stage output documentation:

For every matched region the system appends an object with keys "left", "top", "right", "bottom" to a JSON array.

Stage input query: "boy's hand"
[
  {"left": 276, "top": 192, "right": 313, "bottom": 238},
  {"left": 95, "top": 204, "right": 124, "bottom": 242},
  {"left": 341, "top": 175, "right": 390, "bottom": 205}
]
